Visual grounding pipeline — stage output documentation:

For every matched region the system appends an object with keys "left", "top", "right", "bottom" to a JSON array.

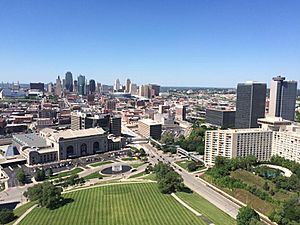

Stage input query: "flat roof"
[
  {"left": 207, "top": 128, "right": 272, "bottom": 134},
  {"left": 257, "top": 117, "right": 292, "bottom": 125},
  {"left": 206, "top": 108, "right": 236, "bottom": 112},
  {"left": 42, "top": 127, "right": 106, "bottom": 141},
  {"left": 139, "top": 119, "right": 162, "bottom": 126},
  {"left": 13, "top": 133, "right": 48, "bottom": 148}
]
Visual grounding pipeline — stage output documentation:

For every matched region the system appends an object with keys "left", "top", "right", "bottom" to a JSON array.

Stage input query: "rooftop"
[
  {"left": 257, "top": 117, "right": 292, "bottom": 125},
  {"left": 41, "top": 127, "right": 106, "bottom": 141},
  {"left": 13, "top": 133, "right": 48, "bottom": 148},
  {"left": 139, "top": 119, "right": 162, "bottom": 126}
]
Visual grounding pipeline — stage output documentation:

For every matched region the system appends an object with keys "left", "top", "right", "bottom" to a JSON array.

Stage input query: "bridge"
[{"left": 127, "top": 137, "right": 149, "bottom": 144}]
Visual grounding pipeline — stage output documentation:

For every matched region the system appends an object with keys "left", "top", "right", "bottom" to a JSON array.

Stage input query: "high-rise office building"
[
  {"left": 235, "top": 81, "right": 266, "bottom": 128},
  {"left": 78, "top": 75, "right": 86, "bottom": 96},
  {"left": 65, "top": 72, "right": 73, "bottom": 92},
  {"left": 175, "top": 104, "right": 187, "bottom": 121},
  {"left": 47, "top": 83, "right": 53, "bottom": 93},
  {"left": 89, "top": 79, "right": 96, "bottom": 94},
  {"left": 114, "top": 79, "right": 121, "bottom": 91},
  {"left": 139, "top": 84, "right": 152, "bottom": 98},
  {"left": 150, "top": 84, "right": 160, "bottom": 97},
  {"left": 30, "top": 82, "right": 44, "bottom": 92},
  {"left": 125, "top": 78, "right": 131, "bottom": 93},
  {"left": 129, "top": 83, "right": 138, "bottom": 95},
  {"left": 73, "top": 80, "right": 78, "bottom": 93},
  {"left": 55, "top": 76, "right": 62, "bottom": 96},
  {"left": 269, "top": 76, "right": 297, "bottom": 121}
]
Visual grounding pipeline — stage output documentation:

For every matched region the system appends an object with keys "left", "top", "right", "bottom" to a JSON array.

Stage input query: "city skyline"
[{"left": 0, "top": 1, "right": 300, "bottom": 87}]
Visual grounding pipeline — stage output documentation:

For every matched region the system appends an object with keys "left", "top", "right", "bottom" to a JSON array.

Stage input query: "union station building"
[{"left": 11, "top": 127, "right": 125, "bottom": 165}]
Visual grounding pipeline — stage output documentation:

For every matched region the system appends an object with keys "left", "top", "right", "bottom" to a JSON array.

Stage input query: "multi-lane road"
[{"left": 139, "top": 142, "right": 240, "bottom": 218}]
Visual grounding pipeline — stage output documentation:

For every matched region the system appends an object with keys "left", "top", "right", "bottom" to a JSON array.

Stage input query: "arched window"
[
  {"left": 80, "top": 143, "right": 87, "bottom": 156},
  {"left": 66, "top": 146, "right": 74, "bottom": 158},
  {"left": 93, "top": 142, "right": 100, "bottom": 153}
]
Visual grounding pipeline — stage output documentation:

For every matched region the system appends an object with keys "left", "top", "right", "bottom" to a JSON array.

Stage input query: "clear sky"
[{"left": 0, "top": 0, "right": 299, "bottom": 87}]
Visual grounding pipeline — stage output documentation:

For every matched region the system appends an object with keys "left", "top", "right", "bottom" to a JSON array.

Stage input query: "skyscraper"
[
  {"left": 129, "top": 83, "right": 138, "bottom": 95},
  {"left": 235, "top": 81, "right": 266, "bottom": 128},
  {"left": 175, "top": 104, "right": 187, "bottom": 121},
  {"left": 89, "top": 79, "right": 96, "bottom": 94},
  {"left": 73, "top": 80, "right": 78, "bottom": 93},
  {"left": 150, "top": 84, "right": 160, "bottom": 97},
  {"left": 114, "top": 79, "right": 120, "bottom": 91},
  {"left": 269, "top": 76, "right": 297, "bottom": 121},
  {"left": 65, "top": 72, "right": 73, "bottom": 92},
  {"left": 55, "top": 76, "right": 62, "bottom": 96},
  {"left": 125, "top": 78, "right": 131, "bottom": 93},
  {"left": 78, "top": 75, "right": 86, "bottom": 96}
]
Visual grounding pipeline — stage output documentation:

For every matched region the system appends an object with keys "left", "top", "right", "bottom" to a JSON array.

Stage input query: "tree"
[
  {"left": 46, "top": 168, "right": 53, "bottom": 177},
  {"left": 263, "top": 182, "right": 269, "bottom": 191},
  {"left": 24, "top": 182, "right": 63, "bottom": 209},
  {"left": 0, "top": 208, "right": 15, "bottom": 224},
  {"left": 16, "top": 169, "right": 26, "bottom": 184},
  {"left": 187, "top": 161, "right": 198, "bottom": 172},
  {"left": 139, "top": 148, "right": 146, "bottom": 157},
  {"left": 34, "top": 169, "right": 46, "bottom": 181},
  {"left": 160, "top": 132, "right": 175, "bottom": 145},
  {"left": 154, "top": 162, "right": 184, "bottom": 194},
  {"left": 158, "top": 170, "right": 183, "bottom": 194},
  {"left": 296, "top": 111, "right": 300, "bottom": 123},
  {"left": 237, "top": 206, "right": 260, "bottom": 225},
  {"left": 127, "top": 151, "right": 133, "bottom": 158}
]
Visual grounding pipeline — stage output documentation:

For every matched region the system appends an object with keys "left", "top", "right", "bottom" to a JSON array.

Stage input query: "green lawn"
[
  {"left": 130, "top": 162, "right": 145, "bottom": 169},
  {"left": 141, "top": 173, "right": 157, "bottom": 181},
  {"left": 129, "top": 171, "right": 147, "bottom": 179},
  {"left": 48, "top": 168, "right": 84, "bottom": 180},
  {"left": 231, "top": 169, "right": 293, "bottom": 202},
  {"left": 176, "top": 192, "right": 236, "bottom": 225},
  {"left": 203, "top": 174, "right": 275, "bottom": 216},
  {"left": 89, "top": 161, "right": 113, "bottom": 167},
  {"left": 121, "top": 157, "right": 137, "bottom": 161},
  {"left": 83, "top": 172, "right": 104, "bottom": 181},
  {"left": 19, "top": 183, "right": 206, "bottom": 225},
  {"left": 231, "top": 170, "right": 274, "bottom": 189},
  {"left": 7, "top": 201, "right": 36, "bottom": 225}
]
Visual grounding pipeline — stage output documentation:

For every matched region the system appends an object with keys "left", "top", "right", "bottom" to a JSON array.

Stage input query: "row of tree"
[
  {"left": 160, "top": 125, "right": 209, "bottom": 155},
  {"left": 24, "top": 182, "right": 63, "bottom": 209}
]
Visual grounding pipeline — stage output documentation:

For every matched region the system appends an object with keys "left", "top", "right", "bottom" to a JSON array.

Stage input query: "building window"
[{"left": 80, "top": 143, "right": 88, "bottom": 156}]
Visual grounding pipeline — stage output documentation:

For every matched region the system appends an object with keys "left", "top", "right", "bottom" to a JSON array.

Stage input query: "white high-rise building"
[
  {"left": 272, "top": 125, "right": 300, "bottom": 163},
  {"left": 204, "top": 128, "right": 273, "bottom": 166},
  {"left": 114, "top": 79, "right": 121, "bottom": 91}
]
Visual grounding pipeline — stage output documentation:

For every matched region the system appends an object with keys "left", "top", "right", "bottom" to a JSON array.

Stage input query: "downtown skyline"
[{"left": 0, "top": 0, "right": 300, "bottom": 87}]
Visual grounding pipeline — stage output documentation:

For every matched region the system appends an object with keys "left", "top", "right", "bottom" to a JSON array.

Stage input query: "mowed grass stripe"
[{"left": 20, "top": 183, "right": 206, "bottom": 225}]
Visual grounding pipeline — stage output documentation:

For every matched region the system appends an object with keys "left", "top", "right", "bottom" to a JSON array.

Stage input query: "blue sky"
[{"left": 0, "top": 0, "right": 299, "bottom": 87}]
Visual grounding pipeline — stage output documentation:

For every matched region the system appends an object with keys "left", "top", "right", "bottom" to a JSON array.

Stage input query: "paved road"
[{"left": 140, "top": 142, "right": 240, "bottom": 219}]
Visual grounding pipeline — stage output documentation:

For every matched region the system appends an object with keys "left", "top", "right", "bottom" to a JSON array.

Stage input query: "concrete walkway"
[
  {"left": 12, "top": 204, "right": 37, "bottom": 225},
  {"left": 258, "top": 164, "right": 293, "bottom": 177}
]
